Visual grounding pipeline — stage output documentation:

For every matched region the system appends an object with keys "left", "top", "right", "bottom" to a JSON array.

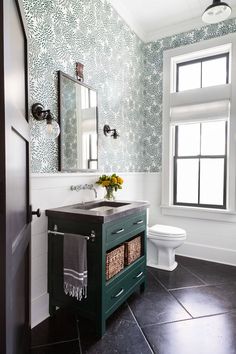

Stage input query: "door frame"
[{"left": 0, "top": 0, "right": 30, "bottom": 352}]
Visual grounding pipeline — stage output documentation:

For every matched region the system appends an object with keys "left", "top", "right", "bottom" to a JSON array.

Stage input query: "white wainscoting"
[{"left": 31, "top": 171, "right": 236, "bottom": 328}]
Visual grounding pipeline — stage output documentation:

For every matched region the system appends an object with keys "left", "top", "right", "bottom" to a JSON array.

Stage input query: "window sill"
[{"left": 160, "top": 205, "right": 236, "bottom": 223}]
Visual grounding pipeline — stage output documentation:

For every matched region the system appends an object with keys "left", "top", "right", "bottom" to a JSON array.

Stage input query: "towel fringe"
[{"left": 64, "top": 282, "right": 87, "bottom": 301}]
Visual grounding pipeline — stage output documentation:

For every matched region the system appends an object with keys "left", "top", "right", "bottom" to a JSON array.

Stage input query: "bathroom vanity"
[{"left": 46, "top": 200, "right": 149, "bottom": 337}]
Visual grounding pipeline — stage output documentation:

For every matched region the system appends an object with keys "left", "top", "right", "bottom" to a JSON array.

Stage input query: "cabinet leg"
[
  {"left": 49, "top": 298, "right": 56, "bottom": 317},
  {"left": 96, "top": 318, "right": 106, "bottom": 338},
  {"left": 140, "top": 281, "right": 146, "bottom": 293}
]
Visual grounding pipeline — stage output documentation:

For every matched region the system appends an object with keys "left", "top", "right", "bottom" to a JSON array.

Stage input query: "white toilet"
[{"left": 147, "top": 224, "right": 186, "bottom": 271}]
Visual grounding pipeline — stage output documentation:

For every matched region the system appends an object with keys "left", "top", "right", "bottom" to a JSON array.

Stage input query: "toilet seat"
[{"left": 148, "top": 224, "right": 186, "bottom": 240}]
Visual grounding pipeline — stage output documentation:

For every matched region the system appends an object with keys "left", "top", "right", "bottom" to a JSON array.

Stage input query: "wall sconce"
[
  {"left": 103, "top": 125, "right": 119, "bottom": 139},
  {"left": 31, "top": 103, "right": 60, "bottom": 139}
]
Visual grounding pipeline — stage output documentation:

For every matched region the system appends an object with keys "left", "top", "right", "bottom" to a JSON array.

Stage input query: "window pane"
[
  {"left": 176, "top": 159, "right": 199, "bottom": 204},
  {"left": 90, "top": 90, "right": 97, "bottom": 107},
  {"left": 201, "top": 121, "right": 226, "bottom": 155},
  {"left": 200, "top": 158, "right": 224, "bottom": 206},
  {"left": 177, "top": 123, "right": 200, "bottom": 156},
  {"left": 178, "top": 62, "right": 201, "bottom": 92},
  {"left": 81, "top": 86, "right": 89, "bottom": 109},
  {"left": 202, "top": 57, "right": 227, "bottom": 88}
]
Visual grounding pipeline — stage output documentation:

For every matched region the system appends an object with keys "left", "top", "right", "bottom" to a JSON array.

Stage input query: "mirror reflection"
[{"left": 58, "top": 71, "right": 98, "bottom": 171}]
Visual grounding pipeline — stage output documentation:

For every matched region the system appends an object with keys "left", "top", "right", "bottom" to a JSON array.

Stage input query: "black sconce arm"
[
  {"left": 103, "top": 124, "right": 119, "bottom": 139},
  {"left": 31, "top": 103, "right": 53, "bottom": 122}
]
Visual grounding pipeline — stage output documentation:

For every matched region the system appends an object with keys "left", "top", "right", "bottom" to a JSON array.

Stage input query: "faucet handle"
[
  {"left": 70, "top": 184, "right": 97, "bottom": 198},
  {"left": 71, "top": 185, "right": 82, "bottom": 191}
]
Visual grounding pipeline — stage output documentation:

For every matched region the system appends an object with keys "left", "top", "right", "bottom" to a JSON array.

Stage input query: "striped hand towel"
[{"left": 63, "top": 233, "right": 87, "bottom": 301}]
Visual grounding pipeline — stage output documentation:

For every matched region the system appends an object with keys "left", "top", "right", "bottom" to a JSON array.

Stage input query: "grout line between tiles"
[
  {"left": 149, "top": 270, "right": 194, "bottom": 319},
  {"left": 127, "top": 302, "right": 156, "bottom": 354},
  {"left": 169, "top": 280, "right": 236, "bottom": 292},
  {"left": 168, "top": 283, "right": 219, "bottom": 291},
  {"left": 179, "top": 264, "right": 208, "bottom": 285},
  {"left": 76, "top": 319, "right": 83, "bottom": 354},
  {"left": 168, "top": 283, "right": 213, "bottom": 291},
  {"left": 191, "top": 309, "right": 236, "bottom": 321},
  {"left": 141, "top": 308, "right": 236, "bottom": 330},
  {"left": 141, "top": 315, "right": 196, "bottom": 329},
  {"left": 31, "top": 338, "right": 80, "bottom": 349}
]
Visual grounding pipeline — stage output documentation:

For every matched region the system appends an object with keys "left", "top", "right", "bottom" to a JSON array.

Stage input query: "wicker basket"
[
  {"left": 106, "top": 244, "right": 125, "bottom": 280},
  {"left": 124, "top": 236, "right": 141, "bottom": 266}
]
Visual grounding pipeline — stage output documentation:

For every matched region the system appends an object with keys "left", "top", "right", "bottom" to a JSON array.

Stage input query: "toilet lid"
[{"left": 148, "top": 224, "right": 186, "bottom": 237}]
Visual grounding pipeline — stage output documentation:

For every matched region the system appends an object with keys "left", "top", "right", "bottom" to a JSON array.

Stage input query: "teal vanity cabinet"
[{"left": 46, "top": 200, "right": 149, "bottom": 337}]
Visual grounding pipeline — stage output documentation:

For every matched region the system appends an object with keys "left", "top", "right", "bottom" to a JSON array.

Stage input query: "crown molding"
[
  {"left": 146, "top": 17, "right": 203, "bottom": 43},
  {"left": 107, "top": 0, "right": 146, "bottom": 41},
  {"left": 107, "top": 0, "right": 236, "bottom": 43},
  {"left": 146, "top": 8, "right": 236, "bottom": 43}
]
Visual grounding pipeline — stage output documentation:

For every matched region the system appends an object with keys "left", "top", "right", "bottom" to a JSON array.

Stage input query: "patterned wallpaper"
[
  {"left": 22, "top": 0, "right": 144, "bottom": 172},
  {"left": 22, "top": 0, "right": 236, "bottom": 173}
]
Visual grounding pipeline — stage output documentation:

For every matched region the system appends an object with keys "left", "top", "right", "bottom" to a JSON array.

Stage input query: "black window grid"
[
  {"left": 173, "top": 122, "right": 228, "bottom": 209},
  {"left": 176, "top": 52, "right": 229, "bottom": 92}
]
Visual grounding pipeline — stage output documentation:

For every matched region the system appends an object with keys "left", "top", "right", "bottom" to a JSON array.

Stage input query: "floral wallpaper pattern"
[
  {"left": 22, "top": 0, "right": 144, "bottom": 172},
  {"left": 22, "top": 0, "right": 236, "bottom": 173}
]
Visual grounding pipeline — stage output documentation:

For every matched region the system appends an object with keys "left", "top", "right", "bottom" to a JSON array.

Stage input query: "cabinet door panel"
[
  {"left": 105, "top": 212, "right": 146, "bottom": 249},
  {"left": 105, "top": 260, "right": 145, "bottom": 314}
]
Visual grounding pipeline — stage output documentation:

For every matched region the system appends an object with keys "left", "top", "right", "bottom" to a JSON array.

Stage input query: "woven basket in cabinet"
[
  {"left": 106, "top": 244, "right": 125, "bottom": 281},
  {"left": 124, "top": 236, "right": 141, "bottom": 266}
]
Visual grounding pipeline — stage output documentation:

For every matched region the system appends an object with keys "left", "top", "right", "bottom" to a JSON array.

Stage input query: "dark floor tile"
[
  {"left": 177, "top": 256, "right": 236, "bottom": 285},
  {"left": 78, "top": 302, "right": 135, "bottom": 339},
  {"left": 149, "top": 264, "right": 204, "bottom": 290},
  {"left": 127, "top": 271, "right": 191, "bottom": 327},
  {"left": 78, "top": 303, "right": 152, "bottom": 354},
  {"left": 31, "top": 309, "right": 79, "bottom": 347},
  {"left": 31, "top": 340, "right": 81, "bottom": 354},
  {"left": 171, "top": 282, "right": 236, "bottom": 317},
  {"left": 143, "top": 312, "right": 236, "bottom": 354}
]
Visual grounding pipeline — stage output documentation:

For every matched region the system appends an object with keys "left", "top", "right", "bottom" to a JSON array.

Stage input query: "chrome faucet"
[{"left": 70, "top": 184, "right": 97, "bottom": 199}]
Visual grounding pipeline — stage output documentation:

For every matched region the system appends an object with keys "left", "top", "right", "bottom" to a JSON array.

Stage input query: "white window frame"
[{"left": 161, "top": 33, "right": 236, "bottom": 222}]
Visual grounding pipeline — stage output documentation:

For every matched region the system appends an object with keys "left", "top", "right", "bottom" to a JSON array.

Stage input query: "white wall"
[{"left": 31, "top": 171, "right": 236, "bottom": 328}]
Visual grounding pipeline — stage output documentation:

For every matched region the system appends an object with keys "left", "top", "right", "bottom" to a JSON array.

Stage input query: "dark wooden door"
[{"left": 0, "top": 0, "right": 31, "bottom": 353}]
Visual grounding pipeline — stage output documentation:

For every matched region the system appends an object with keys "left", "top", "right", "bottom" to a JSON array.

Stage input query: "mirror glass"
[{"left": 58, "top": 71, "right": 98, "bottom": 171}]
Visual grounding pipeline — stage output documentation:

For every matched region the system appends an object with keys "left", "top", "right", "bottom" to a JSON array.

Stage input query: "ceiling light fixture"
[{"left": 202, "top": 0, "right": 231, "bottom": 24}]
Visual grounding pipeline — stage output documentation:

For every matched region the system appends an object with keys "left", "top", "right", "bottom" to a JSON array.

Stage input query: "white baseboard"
[
  {"left": 176, "top": 241, "right": 236, "bottom": 267},
  {"left": 31, "top": 293, "right": 49, "bottom": 328}
]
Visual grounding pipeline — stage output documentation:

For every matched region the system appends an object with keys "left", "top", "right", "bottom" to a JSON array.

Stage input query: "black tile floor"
[{"left": 31, "top": 256, "right": 236, "bottom": 354}]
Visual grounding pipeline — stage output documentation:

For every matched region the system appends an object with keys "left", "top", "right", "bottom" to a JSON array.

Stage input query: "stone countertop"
[{"left": 46, "top": 200, "right": 150, "bottom": 224}]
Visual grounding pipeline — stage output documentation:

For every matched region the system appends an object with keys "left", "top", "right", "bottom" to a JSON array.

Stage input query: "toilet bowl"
[{"left": 147, "top": 224, "right": 186, "bottom": 271}]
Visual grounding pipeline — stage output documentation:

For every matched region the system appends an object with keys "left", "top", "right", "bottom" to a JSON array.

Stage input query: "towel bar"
[{"left": 48, "top": 229, "right": 96, "bottom": 242}]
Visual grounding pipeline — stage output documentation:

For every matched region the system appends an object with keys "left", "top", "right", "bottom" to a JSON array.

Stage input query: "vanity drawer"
[
  {"left": 105, "top": 261, "right": 145, "bottom": 315},
  {"left": 105, "top": 212, "right": 146, "bottom": 249}
]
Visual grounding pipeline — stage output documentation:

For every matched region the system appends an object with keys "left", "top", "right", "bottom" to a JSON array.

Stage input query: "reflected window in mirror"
[{"left": 58, "top": 71, "right": 98, "bottom": 171}]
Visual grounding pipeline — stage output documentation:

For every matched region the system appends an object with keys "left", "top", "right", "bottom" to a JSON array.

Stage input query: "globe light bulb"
[
  {"left": 39, "top": 119, "right": 60, "bottom": 140},
  {"left": 45, "top": 120, "right": 60, "bottom": 139}
]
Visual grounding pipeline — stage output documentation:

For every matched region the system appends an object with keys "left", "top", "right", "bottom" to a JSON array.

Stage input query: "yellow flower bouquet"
[{"left": 96, "top": 174, "right": 124, "bottom": 200}]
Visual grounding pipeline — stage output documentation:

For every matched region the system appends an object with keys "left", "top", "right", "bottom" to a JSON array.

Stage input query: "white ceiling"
[{"left": 108, "top": 0, "right": 236, "bottom": 42}]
